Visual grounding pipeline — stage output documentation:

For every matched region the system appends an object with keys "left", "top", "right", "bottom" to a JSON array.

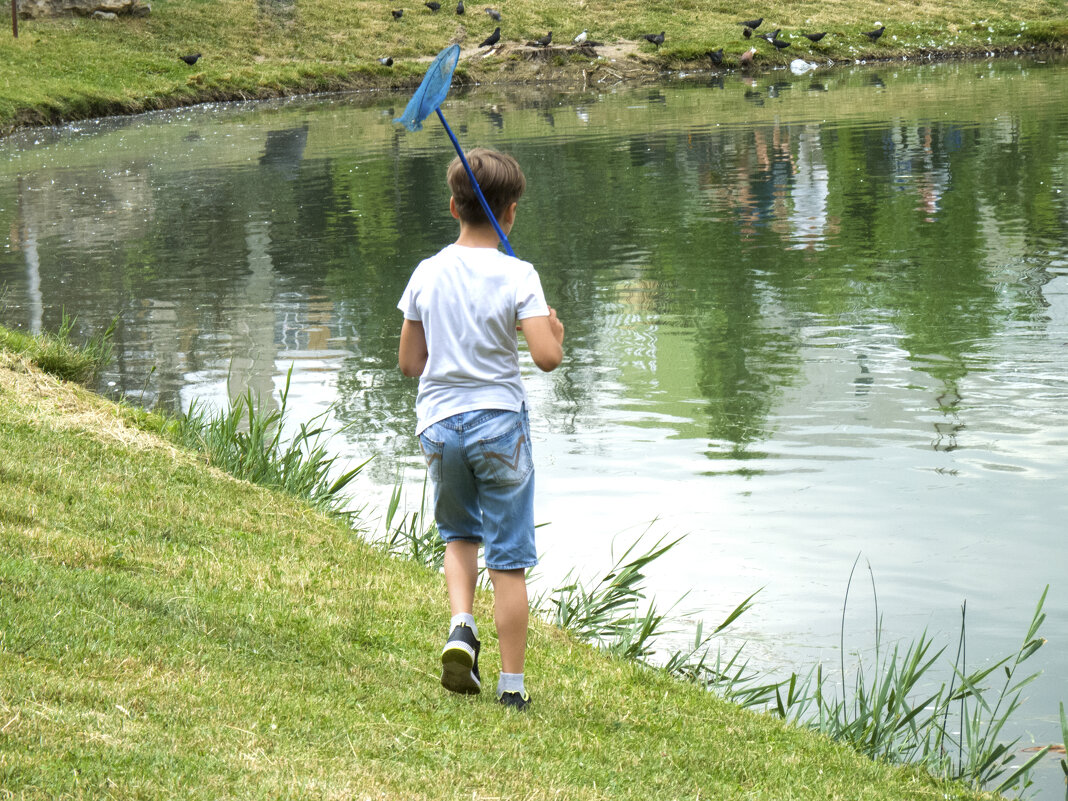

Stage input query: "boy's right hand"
[{"left": 547, "top": 306, "right": 565, "bottom": 345}]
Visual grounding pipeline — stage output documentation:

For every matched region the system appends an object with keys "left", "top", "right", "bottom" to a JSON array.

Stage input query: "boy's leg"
[
  {"left": 488, "top": 567, "right": 528, "bottom": 674},
  {"left": 441, "top": 540, "right": 483, "bottom": 695},
  {"left": 444, "top": 540, "right": 479, "bottom": 616},
  {"left": 425, "top": 413, "right": 483, "bottom": 696}
]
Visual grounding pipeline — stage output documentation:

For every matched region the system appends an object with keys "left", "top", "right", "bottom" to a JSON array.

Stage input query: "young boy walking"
[{"left": 397, "top": 148, "right": 564, "bottom": 710}]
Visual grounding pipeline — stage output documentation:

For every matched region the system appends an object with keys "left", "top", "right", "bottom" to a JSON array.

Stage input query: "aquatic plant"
[
  {"left": 169, "top": 365, "right": 366, "bottom": 517},
  {"left": 764, "top": 561, "right": 1055, "bottom": 797},
  {"left": 377, "top": 474, "right": 446, "bottom": 570},
  {"left": 1059, "top": 703, "right": 1068, "bottom": 782},
  {"left": 538, "top": 530, "right": 684, "bottom": 660},
  {"left": 527, "top": 537, "right": 1059, "bottom": 799}
]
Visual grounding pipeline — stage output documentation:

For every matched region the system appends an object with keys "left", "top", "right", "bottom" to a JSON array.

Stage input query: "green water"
[{"left": 2, "top": 56, "right": 1067, "bottom": 793}]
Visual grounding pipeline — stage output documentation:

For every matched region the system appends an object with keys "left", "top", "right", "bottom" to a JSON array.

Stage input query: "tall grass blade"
[
  {"left": 1060, "top": 702, "right": 1067, "bottom": 779},
  {"left": 993, "top": 745, "right": 1050, "bottom": 795}
]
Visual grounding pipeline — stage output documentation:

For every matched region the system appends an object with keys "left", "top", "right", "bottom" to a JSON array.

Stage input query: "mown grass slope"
[{"left": 0, "top": 347, "right": 1001, "bottom": 799}]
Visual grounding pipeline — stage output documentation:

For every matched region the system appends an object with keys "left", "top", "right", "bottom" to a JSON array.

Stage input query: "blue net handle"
[{"left": 435, "top": 109, "right": 515, "bottom": 257}]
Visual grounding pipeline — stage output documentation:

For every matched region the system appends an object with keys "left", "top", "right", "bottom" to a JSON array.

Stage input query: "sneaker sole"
[{"left": 441, "top": 643, "right": 480, "bottom": 694}]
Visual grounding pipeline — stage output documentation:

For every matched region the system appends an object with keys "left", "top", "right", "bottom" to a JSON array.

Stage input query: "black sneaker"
[
  {"left": 440, "top": 624, "right": 481, "bottom": 694},
  {"left": 497, "top": 690, "right": 531, "bottom": 711}
]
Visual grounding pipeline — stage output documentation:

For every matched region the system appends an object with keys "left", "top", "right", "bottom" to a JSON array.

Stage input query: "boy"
[{"left": 397, "top": 148, "right": 564, "bottom": 711}]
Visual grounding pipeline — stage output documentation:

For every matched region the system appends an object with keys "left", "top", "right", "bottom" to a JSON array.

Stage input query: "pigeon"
[
  {"left": 573, "top": 30, "right": 588, "bottom": 44},
  {"left": 391, "top": 8, "right": 403, "bottom": 19},
  {"left": 738, "top": 17, "right": 763, "bottom": 29},
  {"left": 771, "top": 37, "right": 790, "bottom": 49},
  {"left": 643, "top": 31, "right": 665, "bottom": 48},
  {"left": 484, "top": 7, "right": 501, "bottom": 20},
  {"left": 378, "top": 57, "right": 394, "bottom": 66},
  {"left": 532, "top": 31, "right": 552, "bottom": 47},
  {"left": 705, "top": 48, "right": 723, "bottom": 65},
  {"left": 179, "top": 53, "right": 201, "bottom": 65},
  {"left": 757, "top": 28, "right": 780, "bottom": 42},
  {"left": 456, "top": 0, "right": 464, "bottom": 12},
  {"left": 479, "top": 26, "right": 501, "bottom": 47},
  {"left": 862, "top": 25, "right": 885, "bottom": 41},
  {"left": 739, "top": 47, "right": 757, "bottom": 67},
  {"left": 802, "top": 31, "right": 827, "bottom": 42},
  {"left": 425, "top": 1, "right": 441, "bottom": 10},
  {"left": 742, "top": 27, "right": 752, "bottom": 38}
]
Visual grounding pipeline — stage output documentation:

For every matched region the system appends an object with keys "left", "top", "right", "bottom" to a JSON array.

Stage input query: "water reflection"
[{"left": 2, "top": 57, "right": 1068, "bottom": 796}]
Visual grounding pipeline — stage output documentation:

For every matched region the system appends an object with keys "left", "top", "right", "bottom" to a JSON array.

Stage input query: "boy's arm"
[
  {"left": 519, "top": 307, "right": 565, "bottom": 372},
  {"left": 399, "top": 319, "right": 428, "bottom": 377}
]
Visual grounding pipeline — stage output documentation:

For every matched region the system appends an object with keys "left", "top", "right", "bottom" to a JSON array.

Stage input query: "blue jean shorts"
[{"left": 418, "top": 406, "right": 537, "bottom": 571}]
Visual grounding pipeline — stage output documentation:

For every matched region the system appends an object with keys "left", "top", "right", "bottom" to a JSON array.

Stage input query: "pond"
[{"left": 1, "top": 55, "right": 1066, "bottom": 795}]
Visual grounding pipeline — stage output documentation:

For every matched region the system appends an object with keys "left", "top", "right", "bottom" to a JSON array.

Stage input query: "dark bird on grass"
[
  {"left": 425, "top": 1, "right": 441, "bottom": 10},
  {"left": 771, "top": 37, "right": 790, "bottom": 49},
  {"left": 862, "top": 25, "right": 885, "bottom": 41},
  {"left": 738, "top": 17, "right": 763, "bottom": 29},
  {"left": 179, "top": 53, "right": 202, "bottom": 65},
  {"left": 643, "top": 31, "right": 665, "bottom": 48},
  {"left": 742, "top": 27, "right": 752, "bottom": 38},
  {"left": 532, "top": 31, "right": 552, "bottom": 47},
  {"left": 802, "top": 31, "right": 827, "bottom": 42},
  {"left": 484, "top": 7, "right": 501, "bottom": 20},
  {"left": 705, "top": 48, "right": 723, "bottom": 65},
  {"left": 757, "top": 28, "right": 780, "bottom": 43},
  {"left": 391, "top": 8, "right": 403, "bottom": 19},
  {"left": 739, "top": 47, "right": 757, "bottom": 67},
  {"left": 479, "top": 26, "right": 501, "bottom": 47},
  {"left": 378, "top": 57, "right": 394, "bottom": 66},
  {"left": 456, "top": 0, "right": 464, "bottom": 12}
]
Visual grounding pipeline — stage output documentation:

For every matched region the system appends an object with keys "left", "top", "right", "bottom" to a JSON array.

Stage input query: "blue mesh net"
[
  {"left": 392, "top": 43, "right": 516, "bottom": 256},
  {"left": 394, "top": 45, "right": 461, "bottom": 132}
]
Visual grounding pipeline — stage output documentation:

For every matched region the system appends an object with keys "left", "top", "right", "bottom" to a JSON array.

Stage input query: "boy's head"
[{"left": 448, "top": 148, "right": 526, "bottom": 227}]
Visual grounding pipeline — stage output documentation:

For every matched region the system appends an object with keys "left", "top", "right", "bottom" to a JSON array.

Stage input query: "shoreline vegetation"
[
  {"left": 1, "top": 0, "right": 1067, "bottom": 136},
  {"left": 3, "top": 322, "right": 1066, "bottom": 798}
]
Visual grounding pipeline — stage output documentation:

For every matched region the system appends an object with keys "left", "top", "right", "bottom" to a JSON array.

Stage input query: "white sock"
[
  {"left": 497, "top": 672, "right": 525, "bottom": 696},
  {"left": 450, "top": 613, "right": 477, "bottom": 639}
]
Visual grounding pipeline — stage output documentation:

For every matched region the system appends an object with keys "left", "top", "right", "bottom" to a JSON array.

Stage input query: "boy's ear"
[
  {"left": 449, "top": 196, "right": 461, "bottom": 220},
  {"left": 503, "top": 201, "right": 517, "bottom": 226}
]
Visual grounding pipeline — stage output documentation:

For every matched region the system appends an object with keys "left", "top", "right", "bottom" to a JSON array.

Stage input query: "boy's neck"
[{"left": 455, "top": 222, "right": 509, "bottom": 249}]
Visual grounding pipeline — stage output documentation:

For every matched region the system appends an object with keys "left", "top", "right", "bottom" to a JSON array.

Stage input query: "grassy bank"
[
  {"left": 2, "top": 0, "right": 1067, "bottom": 135},
  {"left": 0, "top": 345, "right": 1008, "bottom": 799}
]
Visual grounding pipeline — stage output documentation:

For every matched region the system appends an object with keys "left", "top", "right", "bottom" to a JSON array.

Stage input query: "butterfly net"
[{"left": 393, "top": 44, "right": 461, "bottom": 132}]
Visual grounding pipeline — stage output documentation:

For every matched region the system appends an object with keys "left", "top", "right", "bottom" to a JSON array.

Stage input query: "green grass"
[
  {"left": 0, "top": 311, "right": 114, "bottom": 384},
  {"left": 2, "top": 0, "right": 1067, "bottom": 133},
  {"left": 0, "top": 341, "right": 1007, "bottom": 799}
]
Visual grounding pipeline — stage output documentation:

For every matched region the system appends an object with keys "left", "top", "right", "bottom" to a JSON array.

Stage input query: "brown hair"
[{"left": 447, "top": 148, "right": 526, "bottom": 226}]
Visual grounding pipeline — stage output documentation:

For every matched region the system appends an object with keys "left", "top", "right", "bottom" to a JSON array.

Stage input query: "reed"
[
  {"left": 1060, "top": 703, "right": 1068, "bottom": 782},
  {"left": 168, "top": 365, "right": 366, "bottom": 517},
  {"left": 525, "top": 536, "right": 1060, "bottom": 799},
  {"left": 538, "top": 531, "right": 686, "bottom": 660},
  {"left": 765, "top": 561, "right": 1056, "bottom": 797},
  {"left": 376, "top": 473, "right": 446, "bottom": 570}
]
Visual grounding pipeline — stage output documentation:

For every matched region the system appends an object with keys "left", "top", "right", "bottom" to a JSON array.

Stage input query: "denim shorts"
[{"left": 418, "top": 406, "right": 537, "bottom": 571}]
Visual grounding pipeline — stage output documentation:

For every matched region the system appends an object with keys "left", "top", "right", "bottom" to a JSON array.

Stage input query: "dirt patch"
[{"left": 455, "top": 40, "right": 672, "bottom": 88}]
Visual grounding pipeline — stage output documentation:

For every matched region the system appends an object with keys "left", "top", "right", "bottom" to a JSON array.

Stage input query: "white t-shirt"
[{"left": 398, "top": 243, "right": 550, "bottom": 434}]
